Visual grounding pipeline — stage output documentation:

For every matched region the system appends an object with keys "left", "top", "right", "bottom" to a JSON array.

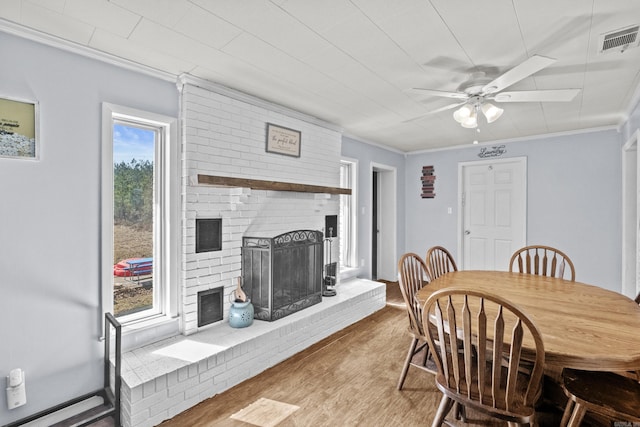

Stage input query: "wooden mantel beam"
[{"left": 197, "top": 174, "right": 352, "bottom": 195}]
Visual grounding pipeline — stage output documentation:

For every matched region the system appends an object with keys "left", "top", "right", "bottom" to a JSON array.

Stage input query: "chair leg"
[
  {"left": 560, "top": 400, "right": 575, "bottom": 427},
  {"left": 566, "top": 402, "right": 587, "bottom": 427},
  {"left": 421, "top": 345, "right": 431, "bottom": 367},
  {"left": 397, "top": 337, "right": 419, "bottom": 390},
  {"left": 431, "top": 395, "right": 454, "bottom": 427},
  {"left": 452, "top": 402, "right": 466, "bottom": 422}
]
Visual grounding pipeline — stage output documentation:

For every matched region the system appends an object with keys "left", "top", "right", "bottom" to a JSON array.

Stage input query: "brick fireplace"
[
  {"left": 179, "top": 75, "right": 343, "bottom": 335},
  {"left": 115, "top": 75, "right": 386, "bottom": 427}
]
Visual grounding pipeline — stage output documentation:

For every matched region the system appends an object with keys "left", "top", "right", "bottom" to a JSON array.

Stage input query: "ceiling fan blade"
[
  {"left": 403, "top": 102, "right": 466, "bottom": 123},
  {"left": 482, "top": 55, "right": 557, "bottom": 95},
  {"left": 407, "top": 88, "right": 468, "bottom": 99},
  {"left": 493, "top": 89, "right": 581, "bottom": 103}
]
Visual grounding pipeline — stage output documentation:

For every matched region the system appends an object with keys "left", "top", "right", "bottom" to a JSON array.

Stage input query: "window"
[
  {"left": 102, "top": 104, "right": 178, "bottom": 326},
  {"left": 339, "top": 159, "right": 357, "bottom": 269}
]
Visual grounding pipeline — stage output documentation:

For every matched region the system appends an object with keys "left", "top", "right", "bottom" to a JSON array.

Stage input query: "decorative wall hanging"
[
  {"left": 478, "top": 145, "right": 506, "bottom": 158},
  {"left": 266, "top": 123, "right": 301, "bottom": 157},
  {"left": 421, "top": 165, "right": 435, "bottom": 198},
  {"left": 0, "top": 96, "right": 39, "bottom": 160}
]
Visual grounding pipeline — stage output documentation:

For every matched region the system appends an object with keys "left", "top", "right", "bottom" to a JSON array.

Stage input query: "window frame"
[
  {"left": 339, "top": 158, "right": 358, "bottom": 270},
  {"left": 101, "top": 103, "right": 179, "bottom": 330}
]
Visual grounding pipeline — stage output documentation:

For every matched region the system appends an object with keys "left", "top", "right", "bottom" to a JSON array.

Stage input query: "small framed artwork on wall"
[
  {"left": 0, "top": 95, "right": 39, "bottom": 160},
  {"left": 265, "top": 123, "right": 301, "bottom": 157}
]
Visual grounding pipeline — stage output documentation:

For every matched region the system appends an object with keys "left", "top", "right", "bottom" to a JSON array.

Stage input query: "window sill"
[
  {"left": 119, "top": 314, "right": 180, "bottom": 352},
  {"left": 339, "top": 267, "right": 361, "bottom": 282}
]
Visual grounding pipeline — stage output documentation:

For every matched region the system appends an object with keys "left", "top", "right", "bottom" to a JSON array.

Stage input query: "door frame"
[
  {"left": 457, "top": 156, "right": 527, "bottom": 270},
  {"left": 370, "top": 162, "right": 397, "bottom": 281},
  {"left": 622, "top": 129, "right": 639, "bottom": 298}
]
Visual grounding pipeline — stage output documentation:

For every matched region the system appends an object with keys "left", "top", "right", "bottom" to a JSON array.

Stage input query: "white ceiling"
[{"left": 2, "top": 0, "right": 640, "bottom": 152}]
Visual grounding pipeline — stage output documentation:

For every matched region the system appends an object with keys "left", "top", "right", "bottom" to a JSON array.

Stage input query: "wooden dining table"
[{"left": 416, "top": 270, "right": 640, "bottom": 372}]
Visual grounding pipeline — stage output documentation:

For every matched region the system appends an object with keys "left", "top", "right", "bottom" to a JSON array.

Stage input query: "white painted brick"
[
  {"left": 199, "top": 361, "right": 226, "bottom": 383},
  {"left": 167, "top": 393, "right": 205, "bottom": 419},
  {"left": 177, "top": 366, "right": 189, "bottom": 382},
  {"left": 167, "top": 375, "right": 199, "bottom": 397},
  {"left": 128, "top": 384, "right": 143, "bottom": 403},
  {"left": 130, "top": 388, "right": 168, "bottom": 414},
  {"left": 129, "top": 408, "right": 150, "bottom": 427},
  {"left": 185, "top": 377, "right": 214, "bottom": 400},
  {"left": 142, "top": 380, "right": 156, "bottom": 398},
  {"left": 141, "top": 410, "right": 173, "bottom": 427}
]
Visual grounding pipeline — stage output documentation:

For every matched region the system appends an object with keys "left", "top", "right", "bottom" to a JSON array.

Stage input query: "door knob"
[{"left": 464, "top": 230, "right": 471, "bottom": 235}]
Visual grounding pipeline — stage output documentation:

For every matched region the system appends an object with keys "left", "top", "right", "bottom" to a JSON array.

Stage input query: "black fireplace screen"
[{"left": 241, "top": 230, "right": 323, "bottom": 321}]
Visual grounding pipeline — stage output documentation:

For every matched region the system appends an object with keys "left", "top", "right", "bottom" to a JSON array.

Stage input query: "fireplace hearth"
[{"left": 241, "top": 230, "right": 323, "bottom": 321}]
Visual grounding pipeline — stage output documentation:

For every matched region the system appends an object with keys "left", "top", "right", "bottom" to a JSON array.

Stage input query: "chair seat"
[{"left": 562, "top": 368, "right": 640, "bottom": 424}]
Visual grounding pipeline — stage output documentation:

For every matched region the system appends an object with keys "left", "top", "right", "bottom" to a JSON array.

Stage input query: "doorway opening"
[{"left": 371, "top": 163, "right": 397, "bottom": 281}]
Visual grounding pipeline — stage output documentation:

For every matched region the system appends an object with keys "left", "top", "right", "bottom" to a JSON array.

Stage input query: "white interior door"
[{"left": 459, "top": 157, "right": 527, "bottom": 271}]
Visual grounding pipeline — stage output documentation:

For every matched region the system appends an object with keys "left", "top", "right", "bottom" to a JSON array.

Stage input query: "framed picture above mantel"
[{"left": 265, "top": 123, "right": 301, "bottom": 157}]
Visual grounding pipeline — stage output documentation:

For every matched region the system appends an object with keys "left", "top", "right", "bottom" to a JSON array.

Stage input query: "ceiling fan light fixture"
[
  {"left": 460, "top": 109, "right": 478, "bottom": 128},
  {"left": 453, "top": 104, "right": 473, "bottom": 123},
  {"left": 481, "top": 102, "right": 504, "bottom": 123}
]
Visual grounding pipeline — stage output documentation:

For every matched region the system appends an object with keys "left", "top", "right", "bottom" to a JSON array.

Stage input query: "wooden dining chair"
[
  {"left": 509, "top": 245, "right": 576, "bottom": 281},
  {"left": 422, "top": 288, "right": 545, "bottom": 427},
  {"left": 425, "top": 245, "right": 458, "bottom": 280},
  {"left": 560, "top": 368, "right": 640, "bottom": 426},
  {"left": 396, "top": 252, "right": 435, "bottom": 390}
]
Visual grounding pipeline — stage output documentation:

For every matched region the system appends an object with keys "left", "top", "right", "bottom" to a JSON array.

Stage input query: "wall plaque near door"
[{"left": 421, "top": 166, "right": 435, "bottom": 198}]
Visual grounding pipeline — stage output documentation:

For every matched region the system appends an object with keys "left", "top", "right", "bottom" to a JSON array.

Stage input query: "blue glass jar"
[{"left": 229, "top": 300, "right": 254, "bottom": 328}]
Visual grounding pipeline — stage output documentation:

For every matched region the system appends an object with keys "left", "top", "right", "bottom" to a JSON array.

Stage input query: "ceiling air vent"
[{"left": 598, "top": 25, "right": 640, "bottom": 54}]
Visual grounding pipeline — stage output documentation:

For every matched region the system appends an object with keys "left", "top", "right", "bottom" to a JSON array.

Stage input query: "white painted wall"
[
  {"left": 0, "top": 32, "right": 178, "bottom": 425},
  {"left": 341, "top": 137, "right": 406, "bottom": 280},
  {"left": 403, "top": 129, "right": 623, "bottom": 290}
]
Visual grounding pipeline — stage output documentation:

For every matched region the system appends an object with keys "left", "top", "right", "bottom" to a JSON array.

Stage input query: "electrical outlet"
[{"left": 6, "top": 369, "right": 26, "bottom": 409}]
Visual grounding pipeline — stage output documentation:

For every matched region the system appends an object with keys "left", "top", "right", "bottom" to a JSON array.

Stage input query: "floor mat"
[{"left": 230, "top": 398, "right": 299, "bottom": 427}]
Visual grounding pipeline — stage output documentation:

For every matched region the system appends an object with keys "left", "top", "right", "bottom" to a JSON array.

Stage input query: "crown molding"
[
  {"left": 0, "top": 18, "right": 175, "bottom": 83},
  {"left": 341, "top": 132, "right": 406, "bottom": 156},
  {"left": 406, "top": 125, "right": 620, "bottom": 155}
]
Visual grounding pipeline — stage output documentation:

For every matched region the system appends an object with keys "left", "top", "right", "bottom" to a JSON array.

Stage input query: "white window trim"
[
  {"left": 340, "top": 157, "right": 358, "bottom": 275},
  {"left": 101, "top": 103, "right": 179, "bottom": 345}
]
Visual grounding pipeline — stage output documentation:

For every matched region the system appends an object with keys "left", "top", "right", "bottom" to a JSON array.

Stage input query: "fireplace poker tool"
[{"left": 323, "top": 227, "right": 337, "bottom": 297}]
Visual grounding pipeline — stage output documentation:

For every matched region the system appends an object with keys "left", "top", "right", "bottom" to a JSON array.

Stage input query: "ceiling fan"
[{"left": 408, "top": 55, "right": 581, "bottom": 128}]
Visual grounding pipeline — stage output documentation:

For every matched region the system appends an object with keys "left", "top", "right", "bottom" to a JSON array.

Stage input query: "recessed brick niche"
[
  {"left": 195, "top": 218, "right": 222, "bottom": 253},
  {"left": 198, "top": 287, "right": 223, "bottom": 327}
]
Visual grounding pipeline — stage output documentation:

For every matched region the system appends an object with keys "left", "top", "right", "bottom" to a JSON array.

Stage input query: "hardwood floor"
[{"left": 63, "top": 281, "right": 568, "bottom": 426}]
